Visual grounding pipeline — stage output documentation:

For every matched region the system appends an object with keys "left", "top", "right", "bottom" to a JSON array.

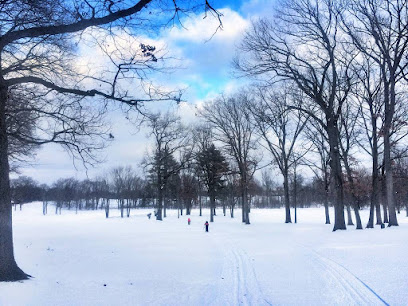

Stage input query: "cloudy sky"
[{"left": 15, "top": 0, "right": 277, "bottom": 184}]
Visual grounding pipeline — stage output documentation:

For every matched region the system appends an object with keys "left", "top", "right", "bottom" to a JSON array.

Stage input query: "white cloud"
[
  {"left": 167, "top": 8, "right": 249, "bottom": 44},
  {"left": 16, "top": 6, "right": 256, "bottom": 183}
]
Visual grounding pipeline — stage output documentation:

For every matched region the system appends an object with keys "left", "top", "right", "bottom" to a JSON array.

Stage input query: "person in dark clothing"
[{"left": 204, "top": 221, "right": 209, "bottom": 232}]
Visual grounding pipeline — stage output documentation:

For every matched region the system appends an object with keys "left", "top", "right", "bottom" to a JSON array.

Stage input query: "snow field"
[{"left": 1, "top": 203, "right": 407, "bottom": 305}]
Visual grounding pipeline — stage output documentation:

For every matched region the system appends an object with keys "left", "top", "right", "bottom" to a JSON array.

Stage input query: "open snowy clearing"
[{"left": 1, "top": 203, "right": 407, "bottom": 306}]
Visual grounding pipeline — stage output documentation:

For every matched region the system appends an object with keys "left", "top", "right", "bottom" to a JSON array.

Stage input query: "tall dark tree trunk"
[
  {"left": 328, "top": 123, "right": 346, "bottom": 231},
  {"left": 353, "top": 205, "right": 363, "bottom": 230},
  {"left": 375, "top": 201, "right": 383, "bottom": 225},
  {"left": 163, "top": 198, "right": 167, "bottom": 218},
  {"left": 105, "top": 199, "right": 110, "bottom": 218},
  {"left": 0, "top": 83, "right": 29, "bottom": 281},
  {"left": 380, "top": 170, "right": 389, "bottom": 223},
  {"left": 383, "top": 200, "right": 389, "bottom": 224},
  {"left": 384, "top": 130, "right": 398, "bottom": 226},
  {"left": 346, "top": 204, "right": 354, "bottom": 226},
  {"left": 241, "top": 193, "right": 245, "bottom": 223},
  {"left": 283, "top": 170, "right": 291, "bottom": 223},
  {"left": 230, "top": 198, "right": 234, "bottom": 218},
  {"left": 383, "top": 76, "right": 398, "bottom": 226},
  {"left": 126, "top": 199, "right": 130, "bottom": 217},
  {"left": 243, "top": 184, "right": 250, "bottom": 225},
  {"left": 367, "top": 200, "right": 375, "bottom": 229},
  {"left": 367, "top": 138, "right": 380, "bottom": 228},
  {"left": 199, "top": 193, "right": 202, "bottom": 217},
  {"left": 210, "top": 192, "right": 215, "bottom": 222},
  {"left": 324, "top": 185, "right": 330, "bottom": 224},
  {"left": 43, "top": 201, "right": 48, "bottom": 215},
  {"left": 156, "top": 186, "right": 163, "bottom": 221},
  {"left": 120, "top": 198, "right": 124, "bottom": 218},
  {"left": 240, "top": 177, "right": 250, "bottom": 224}
]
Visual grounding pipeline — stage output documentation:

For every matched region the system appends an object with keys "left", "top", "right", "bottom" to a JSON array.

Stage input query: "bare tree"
[
  {"left": 235, "top": 0, "right": 355, "bottom": 231},
  {"left": 110, "top": 166, "right": 135, "bottom": 218},
  {"left": 0, "top": 0, "right": 221, "bottom": 281},
  {"left": 200, "top": 92, "right": 258, "bottom": 224},
  {"left": 338, "top": 101, "right": 363, "bottom": 229},
  {"left": 145, "top": 112, "right": 191, "bottom": 220},
  {"left": 342, "top": 0, "right": 408, "bottom": 227},
  {"left": 192, "top": 124, "right": 213, "bottom": 217},
  {"left": 303, "top": 118, "right": 332, "bottom": 225},
  {"left": 247, "top": 85, "right": 308, "bottom": 223},
  {"left": 353, "top": 56, "right": 385, "bottom": 228}
]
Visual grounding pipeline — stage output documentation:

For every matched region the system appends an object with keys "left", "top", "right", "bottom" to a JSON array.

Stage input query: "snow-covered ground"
[{"left": 1, "top": 203, "right": 407, "bottom": 305}]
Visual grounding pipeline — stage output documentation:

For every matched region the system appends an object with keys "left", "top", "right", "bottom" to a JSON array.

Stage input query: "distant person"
[
  {"left": 147, "top": 213, "right": 152, "bottom": 219},
  {"left": 188, "top": 217, "right": 191, "bottom": 225},
  {"left": 204, "top": 221, "right": 209, "bottom": 232}
]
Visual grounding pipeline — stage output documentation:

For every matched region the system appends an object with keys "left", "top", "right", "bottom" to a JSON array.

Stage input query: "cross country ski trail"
[
  {"left": 210, "top": 230, "right": 389, "bottom": 306},
  {"left": 211, "top": 234, "right": 272, "bottom": 306},
  {"left": 300, "top": 244, "right": 389, "bottom": 306}
]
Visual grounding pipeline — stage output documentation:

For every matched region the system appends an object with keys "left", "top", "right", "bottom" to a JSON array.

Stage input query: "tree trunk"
[
  {"left": 105, "top": 199, "right": 110, "bottom": 218},
  {"left": 353, "top": 205, "right": 363, "bottom": 230},
  {"left": 384, "top": 129, "right": 398, "bottom": 226},
  {"left": 283, "top": 171, "right": 292, "bottom": 223},
  {"left": 346, "top": 204, "right": 354, "bottom": 226},
  {"left": 0, "top": 83, "right": 29, "bottom": 281},
  {"left": 230, "top": 199, "right": 234, "bottom": 218},
  {"left": 328, "top": 123, "right": 346, "bottom": 231},
  {"left": 243, "top": 186, "right": 250, "bottom": 225},
  {"left": 210, "top": 193, "right": 215, "bottom": 222},
  {"left": 324, "top": 182, "right": 330, "bottom": 224},
  {"left": 383, "top": 78, "right": 398, "bottom": 226},
  {"left": 126, "top": 199, "right": 130, "bottom": 217},
  {"left": 367, "top": 152, "right": 380, "bottom": 228},
  {"left": 199, "top": 193, "right": 202, "bottom": 217},
  {"left": 163, "top": 198, "right": 167, "bottom": 218},
  {"left": 375, "top": 201, "right": 383, "bottom": 225},
  {"left": 156, "top": 187, "right": 163, "bottom": 221},
  {"left": 383, "top": 200, "right": 389, "bottom": 224},
  {"left": 43, "top": 201, "right": 48, "bottom": 215},
  {"left": 241, "top": 194, "right": 245, "bottom": 223}
]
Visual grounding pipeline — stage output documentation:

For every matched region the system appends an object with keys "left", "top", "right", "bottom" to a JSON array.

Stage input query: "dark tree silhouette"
[{"left": 196, "top": 144, "right": 229, "bottom": 222}]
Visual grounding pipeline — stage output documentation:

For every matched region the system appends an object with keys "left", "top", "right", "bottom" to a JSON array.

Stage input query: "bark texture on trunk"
[
  {"left": 0, "top": 84, "right": 29, "bottom": 281},
  {"left": 328, "top": 123, "right": 346, "bottom": 231}
]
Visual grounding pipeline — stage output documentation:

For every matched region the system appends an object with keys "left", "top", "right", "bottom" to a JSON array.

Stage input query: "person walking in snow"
[
  {"left": 188, "top": 217, "right": 191, "bottom": 225},
  {"left": 204, "top": 221, "right": 209, "bottom": 232}
]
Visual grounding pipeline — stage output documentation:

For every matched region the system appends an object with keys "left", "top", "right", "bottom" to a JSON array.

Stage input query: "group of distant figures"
[{"left": 147, "top": 212, "right": 210, "bottom": 232}]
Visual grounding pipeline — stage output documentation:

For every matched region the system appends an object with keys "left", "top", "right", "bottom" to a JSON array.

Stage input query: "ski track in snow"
[
  {"left": 301, "top": 244, "right": 389, "bottom": 306},
  {"left": 212, "top": 231, "right": 389, "bottom": 306},
  {"left": 231, "top": 248, "right": 272, "bottom": 306},
  {"left": 213, "top": 233, "right": 272, "bottom": 306}
]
